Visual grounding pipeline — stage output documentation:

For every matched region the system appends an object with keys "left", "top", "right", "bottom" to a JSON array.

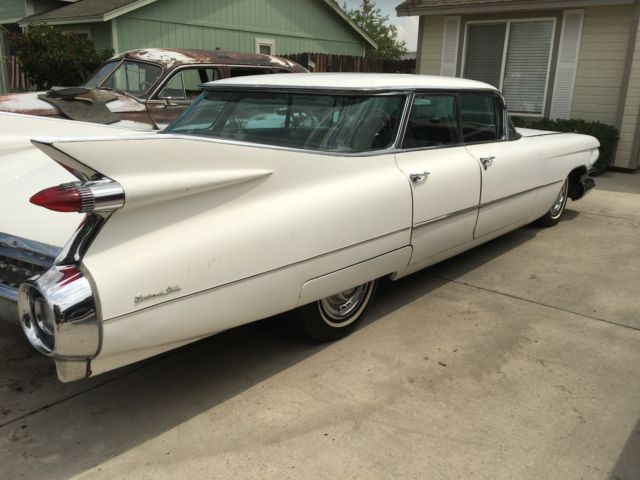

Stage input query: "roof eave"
[
  {"left": 396, "top": 0, "right": 635, "bottom": 16},
  {"left": 323, "top": 0, "right": 378, "bottom": 49},
  {"left": 19, "top": 15, "right": 104, "bottom": 27},
  {"left": 104, "top": 0, "right": 158, "bottom": 21}
]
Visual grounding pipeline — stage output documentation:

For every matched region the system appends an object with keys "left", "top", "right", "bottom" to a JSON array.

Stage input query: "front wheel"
[
  {"left": 535, "top": 178, "right": 568, "bottom": 227},
  {"left": 296, "top": 280, "right": 378, "bottom": 342}
]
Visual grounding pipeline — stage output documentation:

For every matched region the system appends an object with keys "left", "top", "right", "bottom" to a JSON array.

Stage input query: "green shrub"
[
  {"left": 512, "top": 117, "right": 619, "bottom": 175},
  {"left": 11, "top": 24, "right": 113, "bottom": 89}
]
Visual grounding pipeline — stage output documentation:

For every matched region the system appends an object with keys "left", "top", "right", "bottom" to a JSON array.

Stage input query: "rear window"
[{"left": 165, "top": 90, "right": 406, "bottom": 153}]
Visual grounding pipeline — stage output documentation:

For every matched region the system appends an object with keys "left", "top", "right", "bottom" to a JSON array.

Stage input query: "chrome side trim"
[
  {"left": 413, "top": 205, "right": 479, "bottom": 228},
  {"left": 412, "top": 180, "right": 564, "bottom": 229},
  {"left": 480, "top": 180, "right": 563, "bottom": 209},
  {"left": 105, "top": 227, "right": 412, "bottom": 323},
  {"left": 31, "top": 140, "right": 103, "bottom": 182}
]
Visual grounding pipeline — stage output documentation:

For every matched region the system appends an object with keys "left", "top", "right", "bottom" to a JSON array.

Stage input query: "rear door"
[
  {"left": 462, "top": 93, "right": 541, "bottom": 238},
  {"left": 395, "top": 93, "right": 481, "bottom": 267}
]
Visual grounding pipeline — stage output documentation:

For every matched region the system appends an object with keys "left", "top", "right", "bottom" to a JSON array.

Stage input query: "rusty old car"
[{"left": 0, "top": 48, "right": 307, "bottom": 130}]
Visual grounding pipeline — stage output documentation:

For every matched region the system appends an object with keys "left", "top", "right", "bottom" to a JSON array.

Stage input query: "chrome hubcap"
[
  {"left": 319, "top": 282, "right": 373, "bottom": 327},
  {"left": 550, "top": 180, "right": 568, "bottom": 218}
]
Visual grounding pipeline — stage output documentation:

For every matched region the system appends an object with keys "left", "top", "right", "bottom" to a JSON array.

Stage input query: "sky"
[{"left": 340, "top": 0, "right": 419, "bottom": 51}]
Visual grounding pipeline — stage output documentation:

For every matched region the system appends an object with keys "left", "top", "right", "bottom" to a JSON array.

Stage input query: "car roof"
[
  {"left": 113, "top": 48, "right": 305, "bottom": 71},
  {"left": 203, "top": 73, "right": 497, "bottom": 92}
]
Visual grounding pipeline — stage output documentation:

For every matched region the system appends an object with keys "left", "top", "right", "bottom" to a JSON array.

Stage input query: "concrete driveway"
[{"left": 1, "top": 173, "right": 639, "bottom": 480}]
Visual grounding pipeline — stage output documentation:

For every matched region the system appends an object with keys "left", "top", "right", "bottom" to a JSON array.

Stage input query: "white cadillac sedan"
[{"left": 0, "top": 74, "right": 598, "bottom": 382}]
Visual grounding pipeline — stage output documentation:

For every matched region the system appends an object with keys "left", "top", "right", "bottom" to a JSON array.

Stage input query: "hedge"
[{"left": 512, "top": 117, "right": 619, "bottom": 176}]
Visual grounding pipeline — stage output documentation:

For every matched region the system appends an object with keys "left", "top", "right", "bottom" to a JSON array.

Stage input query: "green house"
[{"left": 0, "top": 0, "right": 375, "bottom": 93}]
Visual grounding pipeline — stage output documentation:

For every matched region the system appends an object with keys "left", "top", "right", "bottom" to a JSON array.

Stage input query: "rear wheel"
[
  {"left": 535, "top": 178, "right": 568, "bottom": 227},
  {"left": 296, "top": 280, "right": 378, "bottom": 342}
]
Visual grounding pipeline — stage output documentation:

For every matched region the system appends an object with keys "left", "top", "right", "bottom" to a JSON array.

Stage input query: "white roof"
[{"left": 205, "top": 73, "right": 497, "bottom": 92}]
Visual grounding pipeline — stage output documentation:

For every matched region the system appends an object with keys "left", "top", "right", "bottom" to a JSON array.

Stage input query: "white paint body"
[{"left": 0, "top": 75, "right": 600, "bottom": 379}]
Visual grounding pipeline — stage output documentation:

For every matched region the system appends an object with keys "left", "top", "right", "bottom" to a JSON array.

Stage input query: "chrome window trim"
[
  {"left": 148, "top": 63, "right": 226, "bottom": 101},
  {"left": 97, "top": 58, "right": 165, "bottom": 100}
]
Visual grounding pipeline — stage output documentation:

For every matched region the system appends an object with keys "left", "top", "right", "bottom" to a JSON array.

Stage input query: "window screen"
[
  {"left": 464, "top": 24, "right": 506, "bottom": 88},
  {"left": 402, "top": 95, "right": 458, "bottom": 149},
  {"left": 503, "top": 21, "right": 554, "bottom": 114},
  {"left": 463, "top": 20, "right": 554, "bottom": 115}
]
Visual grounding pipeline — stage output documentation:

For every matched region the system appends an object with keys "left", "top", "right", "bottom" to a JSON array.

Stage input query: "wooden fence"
[{"left": 281, "top": 53, "right": 415, "bottom": 74}]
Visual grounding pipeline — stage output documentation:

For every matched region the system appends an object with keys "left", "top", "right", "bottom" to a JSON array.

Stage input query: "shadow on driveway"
[{"left": 0, "top": 217, "right": 578, "bottom": 479}]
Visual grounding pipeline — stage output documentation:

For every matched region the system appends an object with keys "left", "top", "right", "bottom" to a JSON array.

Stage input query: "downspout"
[
  {"left": 111, "top": 18, "right": 119, "bottom": 55},
  {"left": 0, "top": 26, "right": 8, "bottom": 94},
  {"left": 615, "top": 0, "right": 640, "bottom": 169}
]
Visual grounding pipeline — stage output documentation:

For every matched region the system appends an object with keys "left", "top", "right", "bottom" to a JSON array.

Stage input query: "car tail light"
[{"left": 30, "top": 180, "right": 125, "bottom": 213}]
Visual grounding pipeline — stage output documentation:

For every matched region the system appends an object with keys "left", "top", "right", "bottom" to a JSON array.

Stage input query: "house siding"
[
  {"left": 0, "top": 0, "right": 25, "bottom": 23},
  {"left": 617, "top": 16, "right": 640, "bottom": 169},
  {"left": 416, "top": 15, "right": 445, "bottom": 75},
  {"left": 571, "top": 6, "right": 634, "bottom": 126},
  {"left": 115, "top": 0, "right": 365, "bottom": 56}
]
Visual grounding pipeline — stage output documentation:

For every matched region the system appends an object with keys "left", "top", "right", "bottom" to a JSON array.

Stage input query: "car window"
[
  {"left": 84, "top": 61, "right": 120, "bottom": 88},
  {"left": 461, "top": 94, "right": 501, "bottom": 143},
  {"left": 402, "top": 95, "right": 459, "bottom": 149},
  {"left": 101, "top": 60, "right": 162, "bottom": 97},
  {"left": 159, "top": 68, "right": 219, "bottom": 101},
  {"left": 166, "top": 91, "right": 406, "bottom": 152}
]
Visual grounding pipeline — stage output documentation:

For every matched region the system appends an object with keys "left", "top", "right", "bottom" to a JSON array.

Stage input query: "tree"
[
  {"left": 11, "top": 24, "right": 113, "bottom": 89},
  {"left": 343, "top": 0, "right": 407, "bottom": 59}
]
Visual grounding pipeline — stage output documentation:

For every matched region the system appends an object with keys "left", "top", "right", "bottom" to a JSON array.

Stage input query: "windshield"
[
  {"left": 164, "top": 90, "right": 406, "bottom": 152},
  {"left": 83, "top": 60, "right": 162, "bottom": 97},
  {"left": 84, "top": 61, "right": 120, "bottom": 88}
]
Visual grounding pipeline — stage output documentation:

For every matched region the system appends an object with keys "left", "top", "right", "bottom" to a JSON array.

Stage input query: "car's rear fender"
[{"left": 27, "top": 135, "right": 413, "bottom": 380}]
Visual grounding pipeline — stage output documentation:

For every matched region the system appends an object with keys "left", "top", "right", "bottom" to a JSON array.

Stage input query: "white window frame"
[
  {"left": 461, "top": 17, "right": 557, "bottom": 117},
  {"left": 255, "top": 38, "right": 276, "bottom": 56}
]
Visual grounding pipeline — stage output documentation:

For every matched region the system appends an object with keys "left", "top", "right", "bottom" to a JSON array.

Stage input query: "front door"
[
  {"left": 460, "top": 93, "right": 541, "bottom": 238},
  {"left": 395, "top": 93, "right": 481, "bottom": 268}
]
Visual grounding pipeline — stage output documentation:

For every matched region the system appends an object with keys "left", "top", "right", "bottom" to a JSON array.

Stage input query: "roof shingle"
[{"left": 21, "top": 0, "right": 142, "bottom": 23}]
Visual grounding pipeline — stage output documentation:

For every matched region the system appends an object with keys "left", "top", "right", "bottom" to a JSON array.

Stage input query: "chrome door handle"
[
  {"left": 409, "top": 171, "right": 430, "bottom": 184},
  {"left": 480, "top": 156, "right": 495, "bottom": 170}
]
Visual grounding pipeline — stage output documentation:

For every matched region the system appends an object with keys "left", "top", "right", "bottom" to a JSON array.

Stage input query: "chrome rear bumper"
[{"left": 0, "top": 233, "right": 60, "bottom": 324}]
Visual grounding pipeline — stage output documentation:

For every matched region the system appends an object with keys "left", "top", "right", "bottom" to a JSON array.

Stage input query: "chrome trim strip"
[
  {"left": 105, "top": 227, "right": 412, "bottom": 323},
  {"left": 412, "top": 180, "right": 564, "bottom": 229},
  {"left": 480, "top": 180, "right": 563, "bottom": 209},
  {"left": 413, "top": 205, "right": 479, "bottom": 228},
  {"left": 31, "top": 140, "right": 103, "bottom": 182}
]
